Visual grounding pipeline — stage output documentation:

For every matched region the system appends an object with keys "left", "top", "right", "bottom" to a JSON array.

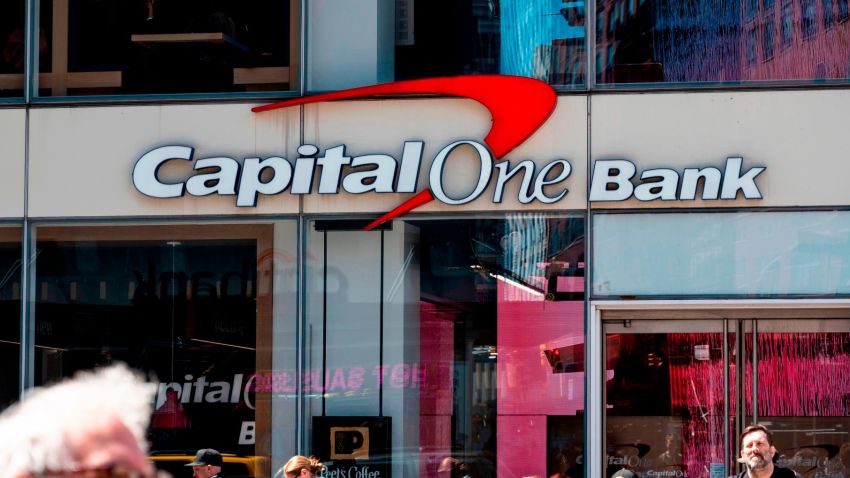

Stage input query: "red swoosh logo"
[{"left": 252, "top": 75, "right": 557, "bottom": 230}]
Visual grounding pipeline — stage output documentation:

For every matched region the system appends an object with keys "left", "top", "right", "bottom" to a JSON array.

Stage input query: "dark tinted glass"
[
  {"left": 36, "top": 0, "right": 294, "bottom": 96},
  {"left": 596, "top": 0, "right": 850, "bottom": 84},
  {"left": 34, "top": 225, "right": 269, "bottom": 468},
  {"left": 0, "top": 2, "right": 26, "bottom": 97},
  {"left": 0, "top": 228, "right": 21, "bottom": 410},
  {"left": 393, "top": 0, "right": 586, "bottom": 87}
]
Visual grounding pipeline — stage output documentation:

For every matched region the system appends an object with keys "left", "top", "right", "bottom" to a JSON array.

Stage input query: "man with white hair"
[{"left": 0, "top": 364, "right": 158, "bottom": 478}]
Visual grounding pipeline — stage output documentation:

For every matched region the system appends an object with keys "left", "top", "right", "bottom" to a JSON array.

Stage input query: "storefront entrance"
[{"left": 593, "top": 304, "right": 850, "bottom": 478}]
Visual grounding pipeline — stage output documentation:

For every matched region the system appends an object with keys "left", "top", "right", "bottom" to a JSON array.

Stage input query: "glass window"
[
  {"left": 604, "top": 320, "right": 734, "bottom": 478},
  {"left": 802, "top": 0, "right": 818, "bottom": 37},
  {"left": 33, "top": 222, "right": 298, "bottom": 474},
  {"left": 747, "top": 28, "right": 758, "bottom": 66},
  {"left": 824, "top": 0, "right": 836, "bottom": 28},
  {"left": 593, "top": 211, "right": 850, "bottom": 297},
  {"left": 305, "top": 215, "right": 585, "bottom": 478},
  {"left": 596, "top": 0, "right": 850, "bottom": 85},
  {"left": 35, "top": 0, "right": 297, "bottom": 97},
  {"left": 602, "top": 316, "right": 850, "bottom": 478},
  {"left": 0, "top": 227, "right": 21, "bottom": 411},
  {"left": 840, "top": 0, "right": 850, "bottom": 21},
  {"left": 747, "top": 0, "right": 759, "bottom": 19},
  {"left": 763, "top": 15, "right": 776, "bottom": 58},
  {"left": 780, "top": 0, "right": 795, "bottom": 49},
  {"left": 308, "top": 0, "right": 586, "bottom": 91},
  {"left": 0, "top": 2, "right": 27, "bottom": 98}
]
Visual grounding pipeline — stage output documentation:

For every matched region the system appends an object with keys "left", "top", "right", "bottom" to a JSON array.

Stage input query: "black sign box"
[{"left": 312, "top": 416, "right": 392, "bottom": 478}]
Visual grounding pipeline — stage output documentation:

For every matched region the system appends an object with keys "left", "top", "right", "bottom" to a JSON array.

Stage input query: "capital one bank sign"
[{"left": 132, "top": 76, "right": 765, "bottom": 229}]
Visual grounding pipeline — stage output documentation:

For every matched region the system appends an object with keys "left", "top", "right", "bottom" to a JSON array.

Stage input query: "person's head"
[
  {"left": 437, "top": 457, "right": 467, "bottom": 478},
  {"left": 738, "top": 424, "right": 776, "bottom": 471},
  {"left": 185, "top": 449, "right": 222, "bottom": 478},
  {"left": 0, "top": 364, "right": 157, "bottom": 478},
  {"left": 281, "top": 456, "right": 324, "bottom": 478},
  {"left": 611, "top": 468, "right": 636, "bottom": 478},
  {"left": 550, "top": 451, "right": 568, "bottom": 474}
]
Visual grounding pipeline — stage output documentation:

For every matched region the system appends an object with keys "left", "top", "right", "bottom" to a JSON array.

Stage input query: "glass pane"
[
  {"left": 33, "top": 223, "right": 297, "bottom": 476},
  {"left": 0, "top": 227, "right": 21, "bottom": 410},
  {"left": 305, "top": 216, "right": 585, "bottom": 478},
  {"left": 593, "top": 211, "right": 850, "bottom": 297},
  {"left": 595, "top": 0, "right": 850, "bottom": 85},
  {"left": 309, "top": 0, "right": 586, "bottom": 91},
  {"left": 36, "top": 0, "right": 294, "bottom": 97},
  {"left": 604, "top": 320, "right": 733, "bottom": 478},
  {"left": 0, "top": 1, "right": 26, "bottom": 97},
  {"left": 744, "top": 319, "right": 850, "bottom": 478}
]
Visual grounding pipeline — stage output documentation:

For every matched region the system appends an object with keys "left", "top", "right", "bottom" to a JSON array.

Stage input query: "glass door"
[
  {"left": 742, "top": 319, "right": 850, "bottom": 478},
  {"left": 602, "top": 315, "right": 850, "bottom": 478},
  {"left": 603, "top": 319, "right": 735, "bottom": 478}
]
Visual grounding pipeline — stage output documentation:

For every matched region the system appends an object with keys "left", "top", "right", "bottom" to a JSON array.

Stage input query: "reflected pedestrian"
[
  {"left": 280, "top": 456, "right": 325, "bottom": 478},
  {"left": 438, "top": 457, "right": 472, "bottom": 478},
  {"left": 186, "top": 449, "right": 223, "bottom": 478}
]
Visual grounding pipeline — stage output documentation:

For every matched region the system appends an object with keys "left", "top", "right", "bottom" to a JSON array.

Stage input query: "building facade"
[{"left": 0, "top": 1, "right": 849, "bottom": 478}]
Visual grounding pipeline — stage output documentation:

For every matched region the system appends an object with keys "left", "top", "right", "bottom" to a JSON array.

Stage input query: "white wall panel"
[
  {"left": 0, "top": 109, "right": 25, "bottom": 218},
  {"left": 28, "top": 103, "right": 300, "bottom": 218},
  {"left": 591, "top": 90, "right": 850, "bottom": 208}
]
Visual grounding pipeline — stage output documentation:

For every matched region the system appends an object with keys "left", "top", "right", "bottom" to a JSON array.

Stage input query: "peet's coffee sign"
[
  {"left": 312, "top": 416, "right": 392, "bottom": 478},
  {"left": 130, "top": 76, "right": 767, "bottom": 228}
]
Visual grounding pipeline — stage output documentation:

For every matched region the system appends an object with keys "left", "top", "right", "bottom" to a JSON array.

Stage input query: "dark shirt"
[{"left": 734, "top": 466, "right": 801, "bottom": 478}]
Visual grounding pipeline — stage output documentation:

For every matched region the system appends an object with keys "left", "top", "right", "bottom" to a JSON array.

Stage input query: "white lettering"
[
  {"left": 343, "top": 155, "right": 397, "bottom": 194},
  {"left": 531, "top": 160, "right": 571, "bottom": 203},
  {"left": 133, "top": 145, "right": 193, "bottom": 198},
  {"left": 316, "top": 146, "right": 351, "bottom": 193},
  {"left": 634, "top": 168, "right": 679, "bottom": 201},
  {"left": 680, "top": 166, "right": 722, "bottom": 200},
  {"left": 186, "top": 157, "right": 239, "bottom": 196},
  {"left": 236, "top": 157, "right": 292, "bottom": 207},
  {"left": 291, "top": 157, "right": 316, "bottom": 194},
  {"left": 720, "top": 157, "right": 765, "bottom": 199},
  {"left": 493, "top": 160, "right": 535, "bottom": 203},
  {"left": 589, "top": 159, "right": 636, "bottom": 201},
  {"left": 238, "top": 421, "right": 255, "bottom": 445},
  {"left": 396, "top": 141, "right": 423, "bottom": 193},
  {"left": 430, "top": 140, "right": 492, "bottom": 205},
  {"left": 205, "top": 382, "right": 230, "bottom": 403}
]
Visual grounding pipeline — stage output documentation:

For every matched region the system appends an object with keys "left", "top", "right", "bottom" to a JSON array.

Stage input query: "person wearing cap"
[{"left": 186, "top": 449, "right": 224, "bottom": 478}]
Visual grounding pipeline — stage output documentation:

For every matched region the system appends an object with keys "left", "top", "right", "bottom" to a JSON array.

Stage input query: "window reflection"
[
  {"left": 0, "top": 228, "right": 21, "bottom": 410},
  {"left": 595, "top": 0, "right": 850, "bottom": 84},
  {"left": 33, "top": 224, "right": 277, "bottom": 476},
  {"left": 34, "top": 0, "right": 294, "bottom": 96},
  {"left": 307, "top": 216, "right": 585, "bottom": 478},
  {"left": 395, "top": 0, "right": 586, "bottom": 86},
  {"left": 0, "top": 2, "right": 27, "bottom": 97}
]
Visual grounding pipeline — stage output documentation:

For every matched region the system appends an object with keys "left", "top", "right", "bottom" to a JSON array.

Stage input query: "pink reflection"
[
  {"left": 496, "top": 280, "right": 585, "bottom": 478},
  {"left": 419, "top": 301, "right": 456, "bottom": 478},
  {"left": 497, "top": 282, "right": 584, "bottom": 415},
  {"left": 745, "top": 333, "right": 850, "bottom": 418},
  {"left": 497, "top": 415, "right": 547, "bottom": 478},
  {"left": 667, "top": 333, "right": 728, "bottom": 476}
]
